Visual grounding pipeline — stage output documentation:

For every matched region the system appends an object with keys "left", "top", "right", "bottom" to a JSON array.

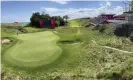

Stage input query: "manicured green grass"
[
  {"left": 3, "top": 31, "right": 62, "bottom": 68},
  {"left": 24, "top": 27, "right": 52, "bottom": 33},
  {"left": 68, "top": 20, "right": 81, "bottom": 27},
  {"left": 55, "top": 27, "right": 78, "bottom": 41},
  {"left": 2, "top": 21, "right": 133, "bottom": 80},
  {"left": 24, "top": 27, "right": 42, "bottom": 32},
  {"left": 55, "top": 20, "right": 81, "bottom": 41}
]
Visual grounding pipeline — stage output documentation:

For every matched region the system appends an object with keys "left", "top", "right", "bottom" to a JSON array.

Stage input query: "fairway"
[
  {"left": 68, "top": 20, "right": 81, "bottom": 36},
  {"left": 3, "top": 31, "right": 62, "bottom": 68},
  {"left": 68, "top": 20, "right": 81, "bottom": 27}
]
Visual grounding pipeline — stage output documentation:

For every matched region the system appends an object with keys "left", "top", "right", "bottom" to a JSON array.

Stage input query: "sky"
[{"left": 1, "top": 0, "right": 130, "bottom": 23}]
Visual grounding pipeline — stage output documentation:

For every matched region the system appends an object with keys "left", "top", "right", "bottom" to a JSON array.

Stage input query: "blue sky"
[{"left": 1, "top": 1, "right": 130, "bottom": 23}]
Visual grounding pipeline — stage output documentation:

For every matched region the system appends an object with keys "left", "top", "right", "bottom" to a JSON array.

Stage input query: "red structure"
[
  {"left": 91, "top": 14, "right": 126, "bottom": 25},
  {"left": 101, "top": 14, "right": 115, "bottom": 20},
  {"left": 51, "top": 20, "right": 55, "bottom": 29},
  {"left": 39, "top": 20, "right": 55, "bottom": 29},
  {"left": 40, "top": 20, "right": 43, "bottom": 28},
  {"left": 101, "top": 14, "right": 126, "bottom": 24},
  {"left": 113, "top": 16, "right": 126, "bottom": 20}
]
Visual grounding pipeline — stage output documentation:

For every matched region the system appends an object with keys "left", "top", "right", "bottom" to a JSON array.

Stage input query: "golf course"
[
  {"left": 1, "top": 1, "right": 133, "bottom": 79},
  {"left": 2, "top": 20, "right": 133, "bottom": 80},
  {"left": 3, "top": 31, "right": 62, "bottom": 68}
]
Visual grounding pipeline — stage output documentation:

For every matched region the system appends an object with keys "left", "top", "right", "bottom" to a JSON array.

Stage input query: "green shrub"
[
  {"left": 92, "top": 24, "right": 115, "bottom": 36},
  {"left": 114, "top": 23, "right": 133, "bottom": 37},
  {"left": 130, "top": 32, "right": 133, "bottom": 42}
]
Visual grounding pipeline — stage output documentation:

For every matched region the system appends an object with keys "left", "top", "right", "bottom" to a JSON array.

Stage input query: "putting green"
[{"left": 3, "top": 31, "right": 62, "bottom": 67}]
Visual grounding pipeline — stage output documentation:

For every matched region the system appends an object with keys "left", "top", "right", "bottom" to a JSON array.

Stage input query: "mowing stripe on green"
[{"left": 3, "top": 31, "right": 62, "bottom": 68}]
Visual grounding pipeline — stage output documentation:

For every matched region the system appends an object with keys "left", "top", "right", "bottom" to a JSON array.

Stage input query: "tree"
[
  {"left": 63, "top": 16, "right": 65, "bottom": 21},
  {"left": 30, "top": 12, "right": 51, "bottom": 27},
  {"left": 40, "top": 12, "right": 50, "bottom": 20},
  {"left": 30, "top": 12, "right": 41, "bottom": 27},
  {"left": 44, "top": 14, "right": 50, "bottom": 20},
  {"left": 65, "top": 15, "right": 69, "bottom": 22},
  {"left": 54, "top": 16, "right": 65, "bottom": 26},
  {"left": 58, "top": 16, "right": 65, "bottom": 26},
  {"left": 63, "top": 15, "right": 69, "bottom": 22},
  {"left": 30, "top": 12, "right": 66, "bottom": 27}
]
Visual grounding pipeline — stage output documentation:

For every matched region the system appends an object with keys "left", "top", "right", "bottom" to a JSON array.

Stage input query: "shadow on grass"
[{"left": 59, "top": 38, "right": 82, "bottom": 44}]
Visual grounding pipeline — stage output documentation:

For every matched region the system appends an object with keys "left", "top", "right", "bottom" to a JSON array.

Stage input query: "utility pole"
[{"left": 123, "top": 2, "right": 128, "bottom": 12}]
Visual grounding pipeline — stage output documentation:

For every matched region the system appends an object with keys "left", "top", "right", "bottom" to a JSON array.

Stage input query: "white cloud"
[
  {"left": 106, "top": 1, "right": 111, "bottom": 6},
  {"left": 113, "top": 6, "right": 123, "bottom": 14},
  {"left": 49, "top": 0, "right": 70, "bottom": 4},
  {"left": 3, "top": 1, "right": 123, "bottom": 23},
  {"left": 33, "top": 1, "right": 124, "bottom": 20},
  {"left": 41, "top": 7, "right": 59, "bottom": 12},
  {"left": 41, "top": 2, "right": 123, "bottom": 20}
]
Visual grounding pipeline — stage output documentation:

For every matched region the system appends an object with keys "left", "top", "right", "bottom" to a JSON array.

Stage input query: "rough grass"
[
  {"left": 1, "top": 23, "right": 26, "bottom": 27},
  {"left": 80, "top": 27, "right": 133, "bottom": 80},
  {"left": 1, "top": 27, "right": 17, "bottom": 37},
  {"left": 1, "top": 24, "right": 26, "bottom": 37}
]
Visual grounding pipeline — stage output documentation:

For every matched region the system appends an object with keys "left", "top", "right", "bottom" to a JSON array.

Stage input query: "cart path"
[{"left": 92, "top": 40, "right": 133, "bottom": 54}]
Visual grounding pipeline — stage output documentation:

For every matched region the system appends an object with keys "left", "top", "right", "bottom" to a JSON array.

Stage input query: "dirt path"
[{"left": 92, "top": 40, "right": 133, "bottom": 54}]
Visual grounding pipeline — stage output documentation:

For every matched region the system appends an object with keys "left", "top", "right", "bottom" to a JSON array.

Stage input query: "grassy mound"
[
  {"left": 2, "top": 31, "right": 62, "bottom": 68},
  {"left": 68, "top": 20, "right": 81, "bottom": 27}
]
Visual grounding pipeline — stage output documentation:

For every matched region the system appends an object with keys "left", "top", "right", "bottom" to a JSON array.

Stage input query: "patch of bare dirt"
[{"left": 1, "top": 39, "right": 11, "bottom": 44}]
